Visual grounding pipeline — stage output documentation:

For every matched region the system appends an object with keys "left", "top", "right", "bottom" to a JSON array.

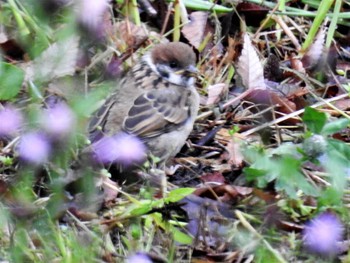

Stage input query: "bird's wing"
[
  {"left": 123, "top": 88, "right": 189, "bottom": 139},
  {"left": 88, "top": 95, "right": 117, "bottom": 142}
]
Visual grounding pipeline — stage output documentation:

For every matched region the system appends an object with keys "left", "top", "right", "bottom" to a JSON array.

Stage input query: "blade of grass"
[
  {"left": 183, "top": 0, "right": 233, "bottom": 13},
  {"left": 7, "top": 0, "right": 30, "bottom": 36},
  {"left": 325, "top": 0, "right": 342, "bottom": 49},
  {"left": 275, "top": 11, "right": 350, "bottom": 19},
  {"left": 128, "top": 0, "right": 141, "bottom": 25},
  {"left": 173, "top": 0, "right": 181, "bottom": 42},
  {"left": 301, "top": 0, "right": 334, "bottom": 52}
]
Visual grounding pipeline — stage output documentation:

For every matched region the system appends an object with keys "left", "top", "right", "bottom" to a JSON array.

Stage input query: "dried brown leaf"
[
  {"left": 236, "top": 2, "right": 269, "bottom": 27},
  {"left": 206, "top": 83, "right": 228, "bottom": 106},
  {"left": 334, "top": 99, "right": 350, "bottom": 111},
  {"left": 68, "top": 206, "right": 99, "bottom": 221},
  {"left": 246, "top": 89, "right": 296, "bottom": 114},
  {"left": 200, "top": 172, "right": 226, "bottom": 184},
  {"left": 237, "top": 33, "right": 265, "bottom": 89},
  {"left": 181, "top": 11, "right": 209, "bottom": 48},
  {"left": 100, "top": 176, "right": 119, "bottom": 203},
  {"left": 233, "top": 186, "right": 253, "bottom": 196},
  {"left": 115, "top": 21, "right": 148, "bottom": 48},
  {"left": 194, "top": 185, "right": 239, "bottom": 201},
  {"left": 222, "top": 139, "right": 244, "bottom": 167}
]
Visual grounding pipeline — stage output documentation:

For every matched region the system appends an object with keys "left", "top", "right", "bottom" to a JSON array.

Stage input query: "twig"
[
  {"left": 240, "top": 93, "right": 350, "bottom": 137},
  {"left": 271, "top": 14, "right": 301, "bottom": 50}
]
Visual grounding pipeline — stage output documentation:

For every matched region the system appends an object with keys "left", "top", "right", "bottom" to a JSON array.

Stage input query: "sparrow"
[{"left": 88, "top": 42, "right": 200, "bottom": 166}]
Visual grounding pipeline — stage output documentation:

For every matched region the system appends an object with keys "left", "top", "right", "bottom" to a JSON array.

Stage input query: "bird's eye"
[{"left": 169, "top": 61, "right": 178, "bottom": 68}]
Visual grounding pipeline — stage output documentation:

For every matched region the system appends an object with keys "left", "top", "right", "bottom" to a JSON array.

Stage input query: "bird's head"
[{"left": 144, "top": 42, "right": 197, "bottom": 87}]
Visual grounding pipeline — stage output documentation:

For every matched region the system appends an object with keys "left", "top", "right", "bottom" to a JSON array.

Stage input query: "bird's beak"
[{"left": 175, "top": 65, "right": 198, "bottom": 77}]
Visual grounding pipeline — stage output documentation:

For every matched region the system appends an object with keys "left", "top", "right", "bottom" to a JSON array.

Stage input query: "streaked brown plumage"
[{"left": 89, "top": 42, "right": 199, "bottom": 165}]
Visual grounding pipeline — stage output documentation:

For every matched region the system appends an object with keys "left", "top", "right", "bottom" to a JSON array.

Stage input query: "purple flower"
[
  {"left": 77, "top": 0, "right": 109, "bottom": 40},
  {"left": 105, "top": 55, "right": 123, "bottom": 78},
  {"left": 41, "top": 102, "right": 75, "bottom": 137},
  {"left": 126, "top": 253, "right": 152, "bottom": 263},
  {"left": 0, "top": 106, "right": 23, "bottom": 137},
  {"left": 303, "top": 212, "right": 344, "bottom": 256},
  {"left": 92, "top": 133, "right": 146, "bottom": 165},
  {"left": 18, "top": 132, "right": 51, "bottom": 165}
]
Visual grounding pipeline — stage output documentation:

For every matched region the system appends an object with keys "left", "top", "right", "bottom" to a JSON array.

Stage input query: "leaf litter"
[{"left": 0, "top": 1, "right": 350, "bottom": 262}]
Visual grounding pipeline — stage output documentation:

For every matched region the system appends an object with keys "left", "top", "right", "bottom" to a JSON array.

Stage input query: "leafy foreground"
[{"left": 0, "top": 0, "right": 350, "bottom": 262}]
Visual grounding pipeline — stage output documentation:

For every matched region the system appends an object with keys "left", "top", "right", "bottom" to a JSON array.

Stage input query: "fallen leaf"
[
  {"left": 334, "top": 99, "right": 350, "bottom": 111},
  {"left": 222, "top": 139, "right": 244, "bottom": 167},
  {"left": 236, "top": 2, "right": 269, "bottom": 27},
  {"left": 245, "top": 88, "right": 296, "bottom": 115},
  {"left": 233, "top": 186, "right": 253, "bottom": 196},
  {"left": 182, "top": 11, "right": 209, "bottom": 48},
  {"left": 206, "top": 83, "right": 228, "bottom": 105},
  {"left": 115, "top": 21, "right": 148, "bottom": 48},
  {"left": 237, "top": 33, "right": 266, "bottom": 89},
  {"left": 200, "top": 172, "right": 226, "bottom": 184},
  {"left": 100, "top": 176, "right": 119, "bottom": 203},
  {"left": 194, "top": 185, "right": 239, "bottom": 202}
]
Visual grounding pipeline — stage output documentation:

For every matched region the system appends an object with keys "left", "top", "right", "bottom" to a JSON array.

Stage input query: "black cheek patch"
[{"left": 158, "top": 68, "right": 169, "bottom": 79}]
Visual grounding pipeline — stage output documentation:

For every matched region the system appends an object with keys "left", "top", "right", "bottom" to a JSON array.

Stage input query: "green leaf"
[
  {"left": 243, "top": 144, "right": 318, "bottom": 198},
  {"left": 0, "top": 62, "right": 24, "bottom": 100},
  {"left": 302, "top": 107, "right": 327, "bottom": 134},
  {"left": 244, "top": 167, "right": 269, "bottom": 188},
  {"left": 152, "top": 213, "right": 193, "bottom": 244},
  {"left": 183, "top": 0, "right": 233, "bottom": 13},
  {"left": 172, "top": 228, "right": 193, "bottom": 244},
  {"left": 255, "top": 245, "right": 283, "bottom": 263},
  {"left": 322, "top": 118, "right": 350, "bottom": 135},
  {"left": 274, "top": 156, "right": 318, "bottom": 198},
  {"left": 318, "top": 188, "right": 343, "bottom": 207},
  {"left": 130, "top": 223, "right": 142, "bottom": 239},
  {"left": 166, "top": 188, "right": 195, "bottom": 203},
  {"left": 129, "top": 201, "right": 153, "bottom": 216},
  {"left": 301, "top": 0, "right": 334, "bottom": 51},
  {"left": 0, "top": 156, "right": 13, "bottom": 166},
  {"left": 323, "top": 139, "right": 350, "bottom": 196},
  {"left": 327, "top": 138, "right": 350, "bottom": 161}
]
